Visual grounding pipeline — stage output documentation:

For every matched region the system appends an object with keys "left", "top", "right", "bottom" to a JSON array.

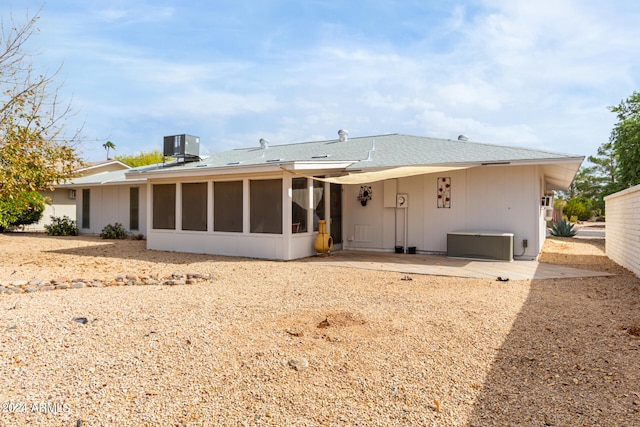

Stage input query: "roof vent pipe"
[
  {"left": 338, "top": 129, "right": 349, "bottom": 142},
  {"left": 458, "top": 135, "right": 469, "bottom": 141},
  {"left": 259, "top": 138, "right": 269, "bottom": 149}
]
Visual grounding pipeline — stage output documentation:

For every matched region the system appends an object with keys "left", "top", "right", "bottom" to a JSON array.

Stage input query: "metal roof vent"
[
  {"left": 338, "top": 129, "right": 349, "bottom": 142},
  {"left": 259, "top": 138, "right": 269, "bottom": 149},
  {"left": 458, "top": 135, "right": 469, "bottom": 141}
]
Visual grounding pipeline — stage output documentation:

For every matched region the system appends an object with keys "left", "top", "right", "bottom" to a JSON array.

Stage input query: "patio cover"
[{"left": 283, "top": 165, "right": 470, "bottom": 185}]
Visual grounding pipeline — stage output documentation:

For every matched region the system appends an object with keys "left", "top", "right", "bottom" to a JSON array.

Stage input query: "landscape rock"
[
  {"left": 0, "top": 234, "right": 637, "bottom": 425},
  {"left": 288, "top": 357, "right": 309, "bottom": 371},
  {"left": 0, "top": 270, "right": 215, "bottom": 295}
]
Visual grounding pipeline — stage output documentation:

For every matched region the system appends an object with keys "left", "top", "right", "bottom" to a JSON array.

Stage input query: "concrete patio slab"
[{"left": 306, "top": 251, "right": 613, "bottom": 280}]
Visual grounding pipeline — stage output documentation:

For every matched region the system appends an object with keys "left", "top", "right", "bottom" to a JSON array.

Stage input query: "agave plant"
[{"left": 550, "top": 219, "right": 577, "bottom": 237}]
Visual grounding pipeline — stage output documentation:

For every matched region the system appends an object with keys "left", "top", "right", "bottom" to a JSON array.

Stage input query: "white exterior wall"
[
  {"left": 27, "top": 189, "right": 77, "bottom": 231},
  {"left": 77, "top": 184, "right": 147, "bottom": 236},
  {"left": 342, "top": 165, "right": 542, "bottom": 260},
  {"left": 145, "top": 172, "right": 320, "bottom": 260},
  {"left": 605, "top": 184, "right": 640, "bottom": 277},
  {"left": 144, "top": 164, "right": 549, "bottom": 261}
]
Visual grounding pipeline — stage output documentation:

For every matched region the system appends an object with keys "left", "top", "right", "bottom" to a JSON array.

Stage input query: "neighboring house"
[
  {"left": 56, "top": 164, "right": 148, "bottom": 236},
  {"left": 28, "top": 160, "right": 130, "bottom": 231},
  {"left": 63, "top": 132, "right": 583, "bottom": 261}
]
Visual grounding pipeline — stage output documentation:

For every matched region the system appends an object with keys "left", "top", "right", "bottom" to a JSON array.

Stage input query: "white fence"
[{"left": 604, "top": 184, "right": 640, "bottom": 277}]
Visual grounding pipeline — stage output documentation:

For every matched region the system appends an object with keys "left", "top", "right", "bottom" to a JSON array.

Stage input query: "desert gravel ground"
[{"left": 0, "top": 231, "right": 639, "bottom": 426}]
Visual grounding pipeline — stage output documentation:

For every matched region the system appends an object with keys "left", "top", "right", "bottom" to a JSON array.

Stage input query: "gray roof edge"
[
  {"left": 346, "top": 155, "right": 585, "bottom": 171},
  {"left": 57, "top": 178, "right": 146, "bottom": 188},
  {"left": 229, "top": 133, "right": 583, "bottom": 161},
  {"left": 391, "top": 133, "right": 584, "bottom": 158},
  {"left": 230, "top": 133, "right": 401, "bottom": 151}
]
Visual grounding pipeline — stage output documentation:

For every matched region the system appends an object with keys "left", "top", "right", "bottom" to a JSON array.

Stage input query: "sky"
[{"left": 2, "top": 0, "right": 639, "bottom": 163}]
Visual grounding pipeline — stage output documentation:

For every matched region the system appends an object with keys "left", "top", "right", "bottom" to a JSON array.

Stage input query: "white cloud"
[
  {"left": 413, "top": 108, "right": 536, "bottom": 144},
  {"left": 93, "top": 5, "right": 176, "bottom": 25},
  {"left": 5, "top": 0, "right": 639, "bottom": 161},
  {"left": 155, "top": 90, "right": 282, "bottom": 117},
  {"left": 434, "top": 81, "right": 504, "bottom": 111}
]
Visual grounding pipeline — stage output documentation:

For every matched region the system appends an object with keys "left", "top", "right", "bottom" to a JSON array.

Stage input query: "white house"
[
  {"left": 64, "top": 132, "right": 583, "bottom": 261},
  {"left": 29, "top": 160, "right": 131, "bottom": 231}
]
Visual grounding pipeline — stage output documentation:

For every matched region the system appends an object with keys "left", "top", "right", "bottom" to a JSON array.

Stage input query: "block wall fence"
[{"left": 604, "top": 184, "right": 640, "bottom": 278}]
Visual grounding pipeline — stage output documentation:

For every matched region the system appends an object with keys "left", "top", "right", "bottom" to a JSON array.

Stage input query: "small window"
[
  {"left": 129, "top": 187, "right": 139, "bottom": 231},
  {"left": 182, "top": 182, "right": 207, "bottom": 231},
  {"left": 250, "top": 179, "right": 282, "bottom": 234},
  {"left": 81, "top": 189, "right": 90, "bottom": 229},
  {"left": 214, "top": 181, "right": 243, "bottom": 232},
  {"left": 292, "top": 177, "right": 308, "bottom": 233},
  {"left": 153, "top": 184, "right": 176, "bottom": 230}
]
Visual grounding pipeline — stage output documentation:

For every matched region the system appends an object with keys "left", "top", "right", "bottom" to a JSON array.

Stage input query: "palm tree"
[{"left": 103, "top": 141, "right": 116, "bottom": 159}]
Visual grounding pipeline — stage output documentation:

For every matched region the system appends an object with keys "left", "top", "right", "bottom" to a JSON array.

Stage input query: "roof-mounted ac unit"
[{"left": 163, "top": 134, "right": 200, "bottom": 160}]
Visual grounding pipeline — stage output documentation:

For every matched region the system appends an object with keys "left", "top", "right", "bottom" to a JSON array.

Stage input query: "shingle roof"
[
  {"left": 56, "top": 133, "right": 581, "bottom": 190},
  {"left": 181, "top": 133, "right": 582, "bottom": 171},
  {"left": 58, "top": 163, "right": 158, "bottom": 187}
]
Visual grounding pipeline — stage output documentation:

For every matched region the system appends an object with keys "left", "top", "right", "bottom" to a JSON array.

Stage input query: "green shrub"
[
  {"left": 550, "top": 219, "right": 577, "bottom": 237},
  {"left": 0, "top": 191, "right": 45, "bottom": 231},
  {"left": 100, "top": 223, "right": 128, "bottom": 239},
  {"left": 563, "top": 197, "right": 593, "bottom": 222},
  {"left": 115, "top": 150, "right": 166, "bottom": 167},
  {"left": 45, "top": 216, "right": 78, "bottom": 236}
]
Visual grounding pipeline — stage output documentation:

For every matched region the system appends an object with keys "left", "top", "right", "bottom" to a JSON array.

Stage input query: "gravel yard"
[{"left": 0, "top": 233, "right": 638, "bottom": 426}]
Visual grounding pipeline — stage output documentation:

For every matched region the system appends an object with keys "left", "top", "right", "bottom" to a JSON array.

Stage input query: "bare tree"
[{"left": 0, "top": 8, "right": 83, "bottom": 203}]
